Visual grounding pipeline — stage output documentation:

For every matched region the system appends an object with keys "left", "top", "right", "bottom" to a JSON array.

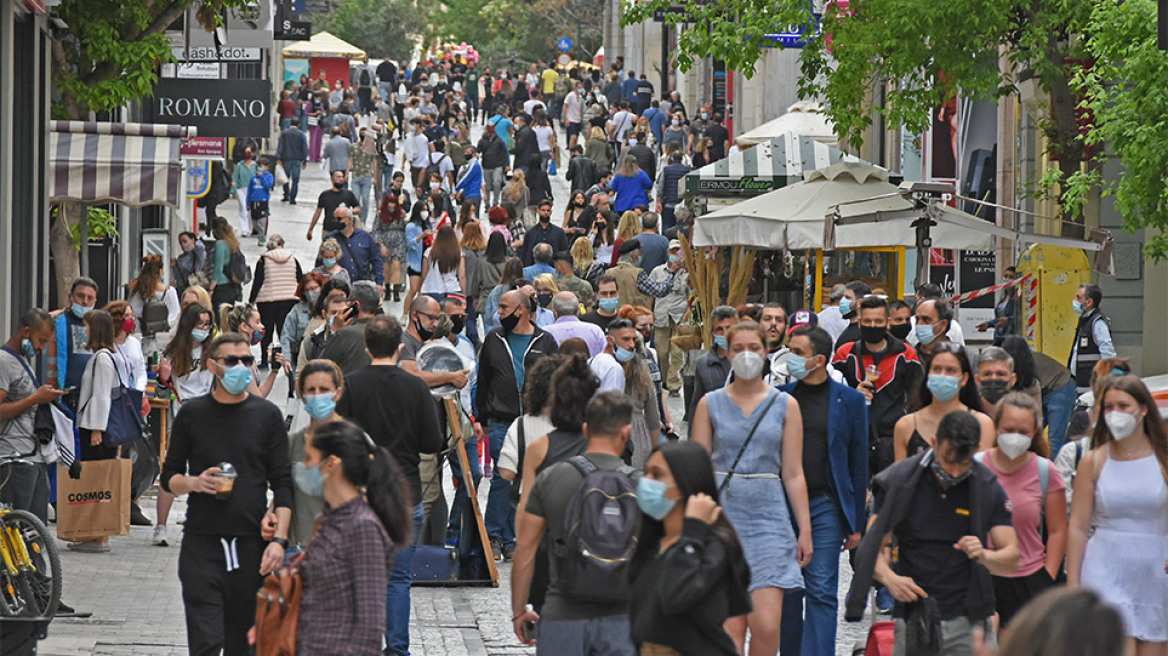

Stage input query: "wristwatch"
[{"left": 270, "top": 537, "right": 290, "bottom": 550}]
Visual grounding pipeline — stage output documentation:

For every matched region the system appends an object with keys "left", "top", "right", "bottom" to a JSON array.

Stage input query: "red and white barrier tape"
[{"left": 948, "top": 273, "right": 1033, "bottom": 306}]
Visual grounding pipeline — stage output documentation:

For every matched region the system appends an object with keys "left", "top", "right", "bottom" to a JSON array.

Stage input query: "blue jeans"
[
  {"left": 386, "top": 502, "right": 425, "bottom": 656},
  {"left": 448, "top": 434, "right": 482, "bottom": 538},
  {"left": 484, "top": 421, "right": 516, "bottom": 547},
  {"left": 282, "top": 160, "right": 302, "bottom": 202},
  {"left": 379, "top": 162, "right": 394, "bottom": 200},
  {"left": 782, "top": 495, "right": 849, "bottom": 656},
  {"left": 352, "top": 175, "right": 374, "bottom": 216},
  {"left": 1043, "top": 379, "right": 1078, "bottom": 458},
  {"left": 280, "top": 117, "right": 291, "bottom": 131}
]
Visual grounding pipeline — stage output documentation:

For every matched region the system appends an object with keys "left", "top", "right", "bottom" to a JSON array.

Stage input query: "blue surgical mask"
[
  {"left": 915, "top": 323, "right": 938, "bottom": 345},
  {"left": 20, "top": 338, "right": 35, "bottom": 360},
  {"left": 598, "top": 297, "right": 620, "bottom": 313},
  {"left": 1072, "top": 300, "right": 1083, "bottom": 315},
  {"left": 293, "top": 462, "right": 325, "bottom": 497},
  {"left": 786, "top": 353, "right": 816, "bottom": 381},
  {"left": 614, "top": 346, "right": 637, "bottom": 363},
  {"left": 306, "top": 290, "right": 320, "bottom": 305},
  {"left": 838, "top": 298, "right": 852, "bottom": 316},
  {"left": 220, "top": 364, "right": 253, "bottom": 395},
  {"left": 191, "top": 329, "right": 210, "bottom": 343},
  {"left": 927, "top": 373, "right": 961, "bottom": 402},
  {"left": 668, "top": 254, "right": 680, "bottom": 263},
  {"left": 636, "top": 477, "right": 676, "bottom": 521},
  {"left": 304, "top": 392, "right": 337, "bottom": 421},
  {"left": 322, "top": 258, "right": 337, "bottom": 268},
  {"left": 713, "top": 334, "right": 728, "bottom": 351},
  {"left": 71, "top": 303, "right": 91, "bottom": 319}
]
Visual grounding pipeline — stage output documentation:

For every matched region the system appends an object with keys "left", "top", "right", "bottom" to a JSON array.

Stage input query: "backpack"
[
  {"left": 359, "top": 68, "right": 371, "bottom": 87},
  {"left": 226, "top": 249, "right": 251, "bottom": 285},
  {"left": 337, "top": 114, "right": 352, "bottom": 139},
  {"left": 552, "top": 455, "right": 641, "bottom": 604},
  {"left": 425, "top": 153, "right": 448, "bottom": 185},
  {"left": 141, "top": 295, "right": 171, "bottom": 336}
]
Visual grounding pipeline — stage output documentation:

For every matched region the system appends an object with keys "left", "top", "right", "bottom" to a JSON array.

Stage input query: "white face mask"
[
  {"left": 731, "top": 351, "right": 765, "bottom": 381},
  {"left": 997, "top": 433, "right": 1032, "bottom": 460},
  {"left": 1105, "top": 411, "right": 1141, "bottom": 441}
]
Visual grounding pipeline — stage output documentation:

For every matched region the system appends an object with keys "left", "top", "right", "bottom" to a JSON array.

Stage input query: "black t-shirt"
[
  {"left": 704, "top": 124, "right": 729, "bottom": 160},
  {"left": 883, "top": 473, "right": 1012, "bottom": 620},
  {"left": 835, "top": 321, "right": 861, "bottom": 351},
  {"left": 376, "top": 61, "right": 397, "bottom": 83},
  {"left": 581, "top": 310, "right": 616, "bottom": 332},
  {"left": 793, "top": 378, "right": 832, "bottom": 497},
  {"left": 317, "top": 188, "right": 360, "bottom": 233}
]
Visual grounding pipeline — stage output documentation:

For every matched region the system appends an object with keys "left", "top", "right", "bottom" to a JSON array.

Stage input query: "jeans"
[
  {"left": 282, "top": 159, "right": 302, "bottom": 202},
  {"left": 0, "top": 462, "right": 50, "bottom": 524},
  {"left": 786, "top": 495, "right": 849, "bottom": 656},
  {"left": 484, "top": 167, "right": 505, "bottom": 206},
  {"left": 1043, "top": 379, "right": 1078, "bottom": 458},
  {"left": 379, "top": 163, "right": 394, "bottom": 201},
  {"left": 484, "top": 421, "right": 515, "bottom": 547},
  {"left": 386, "top": 502, "right": 425, "bottom": 656},
  {"left": 280, "top": 117, "right": 291, "bottom": 131},
  {"left": 352, "top": 175, "right": 374, "bottom": 216},
  {"left": 661, "top": 204, "right": 677, "bottom": 232},
  {"left": 448, "top": 434, "right": 482, "bottom": 539}
]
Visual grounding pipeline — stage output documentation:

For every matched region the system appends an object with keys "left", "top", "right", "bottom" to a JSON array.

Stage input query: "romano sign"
[{"left": 153, "top": 79, "right": 272, "bottom": 138}]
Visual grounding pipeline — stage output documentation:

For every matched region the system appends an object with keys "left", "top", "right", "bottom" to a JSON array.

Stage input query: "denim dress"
[{"left": 707, "top": 387, "right": 803, "bottom": 591}]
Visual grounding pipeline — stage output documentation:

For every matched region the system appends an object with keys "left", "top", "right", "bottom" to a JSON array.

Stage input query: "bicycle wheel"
[{"left": 2, "top": 510, "right": 61, "bottom": 617}]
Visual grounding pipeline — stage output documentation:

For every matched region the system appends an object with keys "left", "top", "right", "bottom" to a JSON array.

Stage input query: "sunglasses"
[{"left": 215, "top": 355, "right": 256, "bottom": 367}]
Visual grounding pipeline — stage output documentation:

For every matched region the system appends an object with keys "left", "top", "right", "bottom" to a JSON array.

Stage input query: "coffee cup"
[{"left": 214, "top": 462, "right": 237, "bottom": 501}]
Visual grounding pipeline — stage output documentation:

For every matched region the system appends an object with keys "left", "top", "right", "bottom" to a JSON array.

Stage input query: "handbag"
[
  {"left": 81, "top": 352, "right": 147, "bottom": 448},
  {"left": 255, "top": 549, "right": 306, "bottom": 656},
  {"left": 903, "top": 597, "right": 942, "bottom": 656},
  {"left": 717, "top": 391, "right": 780, "bottom": 496}
]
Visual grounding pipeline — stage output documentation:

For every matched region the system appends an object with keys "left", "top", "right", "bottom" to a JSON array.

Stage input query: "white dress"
[{"left": 1081, "top": 449, "right": 1168, "bottom": 641}]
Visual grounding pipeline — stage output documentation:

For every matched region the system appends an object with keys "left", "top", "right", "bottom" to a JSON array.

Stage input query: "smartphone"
[
  {"left": 60, "top": 386, "right": 77, "bottom": 394},
  {"left": 344, "top": 301, "right": 360, "bottom": 321},
  {"left": 521, "top": 620, "right": 537, "bottom": 642}
]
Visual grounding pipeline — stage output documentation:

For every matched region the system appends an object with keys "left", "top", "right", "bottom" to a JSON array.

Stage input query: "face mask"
[
  {"left": 668, "top": 254, "right": 680, "bottom": 264},
  {"left": 1105, "top": 410, "right": 1141, "bottom": 440},
  {"left": 671, "top": 120, "right": 680, "bottom": 127},
  {"left": 72, "top": 303, "right": 92, "bottom": 319},
  {"left": 980, "top": 378, "right": 1011, "bottom": 404},
  {"left": 536, "top": 292, "right": 553, "bottom": 308},
  {"left": 838, "top": 298, "right": 852, "bottom": 316},
  {"left": 628, "top": 138, "right": 638, "bottom": 146},
  {"left": 449, "top": 314, "right": 466, "bottom": 334},
  {"left": 322, "top": 257, "right": 337, "bottom": 268},
  {"left": 860, "top": 325, "right": 886, "bottom": 344},
  {"left": 499, "top": 310, "right": 521, "bottom": 333},
  {"left": 787, "top": 353, "right": 817, "bottom": 381},
  {"left": 713, "top": 334, "right": 728, "bottom": 351},
  {"left": 700, "top": 112, "right": 709, "bottom": 120},
  {"left": 430, "top": 182, "right": 441, "bottom": 190},
  {"left": 191, "top": 328, "right": 210, "bottom": 343},
  {"left": 1072, "top": 300, "right": 1084, "bottom": 315},
  {"left": 539, "top": 213, "right": 551, "bottom": 223},
  {"left": 333, "top": 182, "right": 344, "bottom": 190},
  {"left": 414, "top": 318, "right": 434, "bottom": 342},
  {"left": 639, "top": 327, "right": 653, "bottom": 342},
  {"left": 20, "top": 338, "right": 36, "bottom": 360},
  {"left": 731, "top": 351, "right": 765, "bottom": 380},
  {"left": 614, "top": 345, "right": 637, "bottom": 363},
  {"left": 598, "top": 297, "right": 620, "bottom": 313},
  {"left": 121, "top": 318, "right": 136, "bottom": 335},
  {"left": 420, "top": 210, "right": 430, "bottom": 220},
  {"left": 220, "top": 363, "right": 253, "bottom": 395},
  {"left": 305, "top": 290, "right": 320, "bottom": 305},
  {"left": 930, "top": 456, "right": 972, "bottom": 489},
  {"left": 636, "top": 477, "right": 677, "bottom": 521},
  {"left": 249, "top": 328, "right": 264, "bottom": 346},
  {"left": 915, "top": 323, "right": 938, "bottom": 345},
  {"left": 927, "top": 373, "right": 961, "bottom": 402},
  {"left": 997, "top": 433, "right": 1032, "bottom": 459},
  {"left": 293, "top": 462, "right": 325, "bottom": 497},
  {"left": 889, "top": 323, "right": 912, "bottom": 341},
  {"left": 304, "top": 392, "right": 337, "bottom": 421}
]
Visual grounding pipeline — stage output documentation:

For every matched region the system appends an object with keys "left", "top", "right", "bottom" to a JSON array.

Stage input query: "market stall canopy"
[
  {"left": 49, "top": 121, "right": 193, "bottom": 209},
  {"left": 282, "top": 31, "right": 366, "bottom": 60},
  {"left": 692, "top": 161, "right": 993, "bottom": 251},
  {"left": 735, "top": 101, "right": 836, "bottom": 147},
  {"left": 684, "top": 133, "right": 856, "bottom": 197}
]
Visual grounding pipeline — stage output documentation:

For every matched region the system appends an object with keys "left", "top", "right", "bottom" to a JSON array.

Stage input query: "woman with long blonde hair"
[
  {"left": 610, "top": 210, "right": 643, "bottom": 267},
  {"left": 611, "top": 154, "right": 652, "bottom": 214}
]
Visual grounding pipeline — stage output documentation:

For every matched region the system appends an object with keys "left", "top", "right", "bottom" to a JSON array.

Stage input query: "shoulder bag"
[{"left": 82, "top": 351, "right": 147, "bottom": 448}]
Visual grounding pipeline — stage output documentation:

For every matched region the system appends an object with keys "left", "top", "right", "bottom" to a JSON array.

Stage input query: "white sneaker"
[{"left": 152, "top": 524, "right": 168, "bottom": 547}]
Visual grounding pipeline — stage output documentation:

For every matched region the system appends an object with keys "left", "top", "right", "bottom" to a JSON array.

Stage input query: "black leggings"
[
  {"left": 256, "top": 299, "right": 297, "bottom": 364},
  {"left": 210, "top": 284, "right": 241, "bottom": 327}
]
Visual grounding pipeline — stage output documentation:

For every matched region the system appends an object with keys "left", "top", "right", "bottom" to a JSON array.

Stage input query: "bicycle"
[{"left": 0, "top": 504, "right": 61, "bottom": 618}]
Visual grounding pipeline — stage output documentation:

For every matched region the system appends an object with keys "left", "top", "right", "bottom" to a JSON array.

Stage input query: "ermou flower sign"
[{"left": 152, "top": 78, "right": 272, "bottom": 138}]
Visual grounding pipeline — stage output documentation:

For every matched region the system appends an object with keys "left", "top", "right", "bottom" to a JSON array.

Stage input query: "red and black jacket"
[{"left": 832, "top": 337, "right": 923, "bottom": 474}]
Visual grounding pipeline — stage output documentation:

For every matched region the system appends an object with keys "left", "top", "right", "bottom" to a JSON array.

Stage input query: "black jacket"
[
  {"left": 475, "top": 327, "right": 559, "bottom": 424},
  {"left": 478, "top": 132, "right": 510, "bottom": 169},
  {"left": 846, "top": 451, "right": 999, "bottom": 623},
  {"left": 1068, "top": 309, "right": 1112, "bottom": 388},
  {"left": 511, "top": 125, "right": 540, "bottom": 168},
  {"left": 627, "top": 143, "right": 657, "bottom": 181},
  {"left": 566, "top": 155, "right": 599, "bottom": 192}
]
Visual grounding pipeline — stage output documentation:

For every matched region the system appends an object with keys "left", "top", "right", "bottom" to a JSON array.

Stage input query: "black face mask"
[
  {"left": 930, "top": 456, "right": 972, "bottom": 490},
  {"left": 414, "top": 318, "right": 433, "bottom": 342},
  {"left": 499, "top": 309, "right": 521, "bottom": 333},
  {"left": 537, "top": 292, "right": 553, "bottom": 308},
  {"left": 889, "top": 323, "right": 912, "bottom": 341},
  {"left": 539, "top": 214, "right": 551, "bottom": 223},
  {"left": 980, "top": 378, "right": 1011, "bottom": 404},
  {"left": 449, "top": 314, "right": 466, "bottom": 334},
  {"left": 333, "top": 182, "right": 344, "bottom": 190},
  {"left": 861, "top": 324, "right": 887, "bottom": 345}
]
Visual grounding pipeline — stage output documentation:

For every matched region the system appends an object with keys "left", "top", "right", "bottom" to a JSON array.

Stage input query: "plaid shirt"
[{"left": 296, "top": 496, "right": 392, "bottom": 654}]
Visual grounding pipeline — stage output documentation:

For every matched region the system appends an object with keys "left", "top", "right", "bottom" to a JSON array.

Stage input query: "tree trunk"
[
  {"left": 50, "top": 201, "right": 83, "bottom": 307},
  {"left": 1045, "top": 42, "right": 1086, "bottom": 233}
]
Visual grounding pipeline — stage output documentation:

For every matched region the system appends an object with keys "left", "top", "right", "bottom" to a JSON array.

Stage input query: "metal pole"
[
  {"left": 660, "top": 19, "right": 669, "bottom": 95},
  {"left": 79, "top": 205, "right": 89, "bottom": 278}
]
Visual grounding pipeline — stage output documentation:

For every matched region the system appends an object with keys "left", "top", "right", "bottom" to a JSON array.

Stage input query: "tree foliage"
[
  {"left": 430, "top": 0, "right": 603, "bottom": 68},
  {"left": 305, "top": 0, "right": 426, "bottom": 62}
]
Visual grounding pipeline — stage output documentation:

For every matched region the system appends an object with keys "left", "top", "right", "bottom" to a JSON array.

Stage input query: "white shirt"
[
  {"left": 497, "top": 413, "right": 555, "bottom": 476},
  {"left": 563, "top": 92, "right": 583, "bottom": 123},
  {"left": 524, "top": 99, "right": 546, "bottom": 116},
  {"left": 533, "top": 125, "right": 554, "bottom": 152},
  {"left": 590, "top": 353, "right": 626, "bottom": 393},
  {"left": 818, "top": 305, "right": 849, "bottom": 344},
  {"left": 907, "top": 316, "right": 966, "bottom": 346},
  {"left": 409, "top": 134, "right": 431, "bottom": 168},
  {"left": 114, "top": 337, "right": 147, "bottom": 392},
  {"left": 173, "top": 344, "right": 214, "bottom": 403}
]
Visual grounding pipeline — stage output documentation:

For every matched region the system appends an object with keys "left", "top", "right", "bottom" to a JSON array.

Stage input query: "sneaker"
[
  {"left": 152, "top": 524, "right": 168, "bottom": 547},
  {"left": 258, "top": 237, "right": 266, "bottom": 247},
  {"left": 289, "top": 200, "right": 297, "bottom": 205},
  {"left": 875, "top": 586, "right": 894, "bottom": 614},
  {"left": 67, "top": 540, "right": 110, "bottom": 553},
  {"left": 502, "top": 544, "right": 516, "bottom": 561},
  {"left": 490, "top": 537, "right": 503, "bottom": 562}
]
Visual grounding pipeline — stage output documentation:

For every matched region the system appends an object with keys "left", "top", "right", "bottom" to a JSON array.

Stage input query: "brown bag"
[
  {"left": 254, "top": 550, "right": 306, "bottom": 656},
  {"left": 56, "top": 459, "right": 131, "bottom": 542}
]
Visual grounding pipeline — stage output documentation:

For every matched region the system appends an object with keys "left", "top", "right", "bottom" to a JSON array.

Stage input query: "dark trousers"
[
  {"left": 0, "top": 462, "right": 50, "bottom": 524},
  {"left": 210, "top": 283, "right": 241, "bottom": 328},
  {"left": 256, "top": 299, "right": 297, "bottom": 365},
  {"left": 179, "top": 533, "right": 265, "bottom": 656}
]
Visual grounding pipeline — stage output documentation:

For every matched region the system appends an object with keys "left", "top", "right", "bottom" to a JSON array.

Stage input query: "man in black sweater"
[
  {"left": 511, "top": 114, "right": 540, "bottom": 173},
  {"left": 162, "top": 333, "right": 293, "bottom": 656},
  {"left": 337, "top": 315, "right": 443, "bottom": 656}
]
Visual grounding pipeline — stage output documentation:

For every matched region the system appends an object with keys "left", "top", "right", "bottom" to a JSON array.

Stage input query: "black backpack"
[
  {"left": 425, "top": 153, "right": 448, "bottom": 184},
  {"left": 226, "top": 249, "right": 251, "bottom": 285},
  {"left": 359, "top": 68, "right": 371, "bottom": 87},
  {"left": 141, "top": 296, "right": 170, "bottom": 336},
  {"left": 552, "top": 455, "right": 641, "bottom": 604}
]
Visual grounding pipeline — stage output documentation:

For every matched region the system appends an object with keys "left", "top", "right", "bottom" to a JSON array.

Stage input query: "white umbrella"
[{"left": 735, "top": 101, "right": 836, "bottom": 147}]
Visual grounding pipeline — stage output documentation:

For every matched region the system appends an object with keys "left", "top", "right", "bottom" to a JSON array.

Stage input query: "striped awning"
[
  {"left": 50, "top": 121, "right": 193, "bottom": 209},
  {"left": 683, "top": 133, "right": 857, "bottom": 196}
]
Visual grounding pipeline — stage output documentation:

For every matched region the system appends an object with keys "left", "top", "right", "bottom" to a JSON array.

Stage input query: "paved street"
[{"left": 40, "top": 125, "right": 873, "bottom": 655}]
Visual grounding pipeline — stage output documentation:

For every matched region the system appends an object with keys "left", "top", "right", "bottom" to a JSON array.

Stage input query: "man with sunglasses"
[{"left": 162, "top": 332, "right": 293, "bottom": 656}]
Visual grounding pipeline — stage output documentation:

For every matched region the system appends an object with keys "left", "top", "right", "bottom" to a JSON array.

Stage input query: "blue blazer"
[{"left": 780, "top": 378, "right": 869, "bottom": 534}]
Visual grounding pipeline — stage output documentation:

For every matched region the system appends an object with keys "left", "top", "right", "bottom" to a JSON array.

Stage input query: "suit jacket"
[{"left": 780, "top": 379, "right": 869, "bottom": 534}]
